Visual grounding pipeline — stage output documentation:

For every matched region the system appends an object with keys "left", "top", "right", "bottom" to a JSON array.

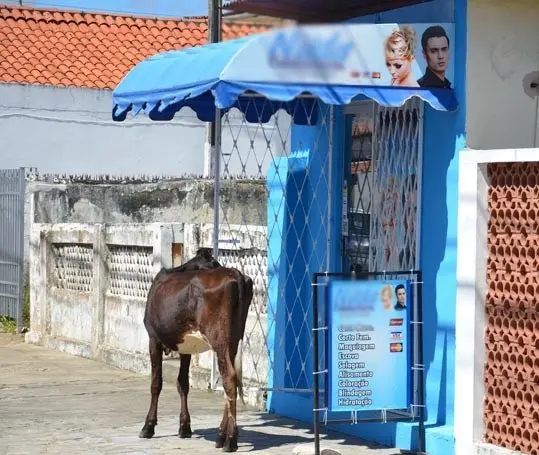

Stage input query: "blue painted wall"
[
  {"left": 266, "top": 1, "right": 467, "bottom": 454},
  {"left": 266, "top": 104, "right": 333, "bottom": 412}
]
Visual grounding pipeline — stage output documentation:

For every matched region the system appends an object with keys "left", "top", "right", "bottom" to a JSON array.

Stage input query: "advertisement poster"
[
  {"left": 327, "top": 279, "right": 411, "bottom": 412},
  {"left": 225, "top": 22, "right": 455, "bottom": 90}
]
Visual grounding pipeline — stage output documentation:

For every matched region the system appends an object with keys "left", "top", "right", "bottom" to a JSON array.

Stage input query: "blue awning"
[{"left": 112, "top": 22, "right": 459, "bottom": 125}]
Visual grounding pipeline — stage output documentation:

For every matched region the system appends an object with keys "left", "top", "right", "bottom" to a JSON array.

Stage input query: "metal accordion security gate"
[
  {"left": 208, "top": 95, "right": 423, "bottom": 404},
  {"left": 344, "top": 98, "right": 423, "bottom": 273},
  {"left": 0, "top": 168, "right": 26, "bottom": 331}
]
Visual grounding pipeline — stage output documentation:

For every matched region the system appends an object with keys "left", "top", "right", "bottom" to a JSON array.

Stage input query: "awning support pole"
[
  {"left": 209, "top": 0, "right": 223, "bottom": 390},
  {"left": 204, "top": 0, "right": 222, "bottom": 177},
  {"left": 212, "top": 107, "right": 222, "bottom": 265}
]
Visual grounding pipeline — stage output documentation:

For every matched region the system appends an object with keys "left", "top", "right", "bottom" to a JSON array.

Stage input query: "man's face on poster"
[
  {"left": 396, "top": 287, "right": 406, "bottom": 305},
  {"left": 424, "top": 36, "right": 449, "bottom": 75}
]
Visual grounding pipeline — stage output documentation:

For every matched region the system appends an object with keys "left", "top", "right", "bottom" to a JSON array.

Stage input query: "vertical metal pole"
[
  {"left": 412, "top": 104, "right": 425, "bottom": 446},
  {"left": 533, "top": 79, "right": 539, "bottom": 148},
  {"left": 204, "top": 127, "right": 216, "bottom": 177},
  {"left": 204, "top": 0, "right": 221, "bottom": 177},
  {"left": 312, "top": 274, "right": 321, "bottom": 455},
  {"left": 208, "top": 0, "right": 222, "bottom": 389},
  {"left": 211, "top": 108, "right": 222, "bottom": 389},
  {"left": 416, "top": 271, "right": 426, "bottom": 453},
  {"left": 323, "top": 277, "right": 330, "bottom": 410},
  {"left": 212, "top": 111, "right": 222, "bottom": 263},
  {"left": 415, "top": 101, "right": 424, "bottom": 270},
  {"left": 326, "top": 106, "right": 334, "bottom": 273},
  {"left": 17, "top": 168, "right": 25, "bottom": 330},
  {"left": 321, "top": 107, "right": 334, "bottom": 415},
  {"left": 368, "top": 102, "right": 378, "bottom": 272}
]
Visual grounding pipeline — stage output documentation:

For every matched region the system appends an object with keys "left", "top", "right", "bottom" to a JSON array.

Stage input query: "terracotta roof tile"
[{"left": 0, "top": 4, "right": 271, "bottom": 90}]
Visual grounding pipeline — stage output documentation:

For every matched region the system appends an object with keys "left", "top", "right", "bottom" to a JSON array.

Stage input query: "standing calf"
[{"left": 139, "top": 250, "right": 254, "bottom": 452}]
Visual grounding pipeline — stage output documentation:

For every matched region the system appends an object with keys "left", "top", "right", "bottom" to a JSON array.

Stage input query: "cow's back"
[{"left": 143, "top": 267, "right": 240, "bottom": 351}]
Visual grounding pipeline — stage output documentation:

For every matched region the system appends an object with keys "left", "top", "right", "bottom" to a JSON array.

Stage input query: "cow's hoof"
[
  {"left": 178, "top": 424, "right": 192, "bottom": 439},
  {"left": 222, "top": 438, "right": 238, "bottom": 452},
  {"left": 215, "top": 433, "right": 226, "bottom": 449},
  {"left": 139, "top": 424, "right": 155, "bottom": 439}
]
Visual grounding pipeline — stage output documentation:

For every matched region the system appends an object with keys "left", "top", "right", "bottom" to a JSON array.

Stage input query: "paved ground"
[{"left": 0, "top": 337, "right": 399, "bottom": 455}]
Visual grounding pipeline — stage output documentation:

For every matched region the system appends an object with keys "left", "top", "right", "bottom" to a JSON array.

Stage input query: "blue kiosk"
[{"left": 113, "top": 20, "right": 461, "bottom": 455}]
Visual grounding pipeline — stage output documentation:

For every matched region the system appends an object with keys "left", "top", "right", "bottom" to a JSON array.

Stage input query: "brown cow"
[{"left": 139, "top": 249, "right": 254, "bottom": 452}]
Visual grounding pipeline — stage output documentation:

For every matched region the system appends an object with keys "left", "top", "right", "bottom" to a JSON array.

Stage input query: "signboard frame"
[
  {"left": 326, "top": 278, "right": 412, "bottom": 413},
  {"left": 311, "top": 270, "right": 425, "bottom": 455}
]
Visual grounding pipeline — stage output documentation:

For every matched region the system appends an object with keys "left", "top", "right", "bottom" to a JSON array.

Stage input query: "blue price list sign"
[{"left": 327, "top": 279, "right": 411, "bottom": 412}]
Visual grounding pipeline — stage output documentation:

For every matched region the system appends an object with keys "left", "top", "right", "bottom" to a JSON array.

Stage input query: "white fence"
[{"left": 27, "top": 222, "right": 268, "bottom": 404}]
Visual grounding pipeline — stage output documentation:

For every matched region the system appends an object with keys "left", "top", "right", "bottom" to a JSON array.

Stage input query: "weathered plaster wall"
[
  {"left": 27, "top": 222, "right": 269, "bottom": 408},
  {"left": 23, "top": 178, "right": 267, "bottom": 276}
]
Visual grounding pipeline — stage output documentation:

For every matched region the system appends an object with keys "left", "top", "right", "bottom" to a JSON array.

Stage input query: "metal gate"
[
  {"left": 343, "top": 99, "right": 423, "bottom": 273},
  {"left": 209, "top": 97, "right": 422, "bottom": 401},
  {"left": 0, "top": 168, "right": 26, "bottom": 330}
]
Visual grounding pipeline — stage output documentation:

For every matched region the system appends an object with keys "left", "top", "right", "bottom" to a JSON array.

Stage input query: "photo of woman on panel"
[{"left": 384, "top": 26, "right": 419, "bottom": 87}]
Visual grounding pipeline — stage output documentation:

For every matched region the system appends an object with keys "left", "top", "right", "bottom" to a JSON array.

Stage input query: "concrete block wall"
[
  {"left": 26, "top": 222, "right": 269, "bottom": 407},
  {"left": 27, "top": 222, "right": 179, "bottom": 371}
]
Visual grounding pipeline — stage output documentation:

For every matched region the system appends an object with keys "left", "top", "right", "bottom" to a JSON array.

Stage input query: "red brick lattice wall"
[{"left": 484, "top": 162, "right": 539, "bottom": 454}]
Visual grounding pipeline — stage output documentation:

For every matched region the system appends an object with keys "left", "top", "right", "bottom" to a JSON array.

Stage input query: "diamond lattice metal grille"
[
  {"left": 209, "top": 97, "right": 423, "bottom": 397},
  {"left": 213, "top": 97, "right": 331, "bottom": 394}
]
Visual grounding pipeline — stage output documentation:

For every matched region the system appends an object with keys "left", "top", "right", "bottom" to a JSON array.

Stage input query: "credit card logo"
[
  {"left": 390, "top": 318, "right": 404, "bottom": 326},
  {"left": 390, "top": 342, "right": 403, "bottom": 352},
  {"left": 390, "top": 331, "right": 402, "bottom": 341}
]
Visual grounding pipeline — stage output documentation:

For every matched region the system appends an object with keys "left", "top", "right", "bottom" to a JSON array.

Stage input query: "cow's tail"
[
  {"left": 231, "top": 274, "right": 246, "bottom": 408},
  {"left": 234, "top": 338, "right": 245, "bottom": 407},
  {"left": 235, "top": 272, "right": 253, "bottom": 408},
  {"left": 231, "top": 270, "right": 253, "bottom": 408}
]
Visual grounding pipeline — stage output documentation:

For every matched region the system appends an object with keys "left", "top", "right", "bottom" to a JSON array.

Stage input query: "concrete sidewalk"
[{"left": 0, "top": 339, "right": 399, "bottom": 455}]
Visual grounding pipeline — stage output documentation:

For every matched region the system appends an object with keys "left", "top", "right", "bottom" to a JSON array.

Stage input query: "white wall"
[
  {"left": 466, "top": 0, "right": 539, "bottom": 150},
  {"left": 27, "top": 221, "right": 270, "bottom": 407},
  {"left": 0, "top": 83, "right": 290, "bottom": 176}
]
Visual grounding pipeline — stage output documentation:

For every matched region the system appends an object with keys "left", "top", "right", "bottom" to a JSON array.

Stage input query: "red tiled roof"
[{"left": 0, "top": 5, "right": 270, "bottom": 90}]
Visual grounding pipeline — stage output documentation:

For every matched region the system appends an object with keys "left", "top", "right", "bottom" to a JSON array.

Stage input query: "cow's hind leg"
[
  {"left": 216, "top": 341, "right": 242, "bottom": 449},
  {"left": 216, "top": 348, "right": 238, "bottom": 452},
  {"left": 215, "top": 405, "right": 228, "bottom": 449},
  {"left": 139, "top": 336, "right": 163, "bottom": 438},
  {"left": 177, "top": 353, "right": 193, "bottom": 438}
]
